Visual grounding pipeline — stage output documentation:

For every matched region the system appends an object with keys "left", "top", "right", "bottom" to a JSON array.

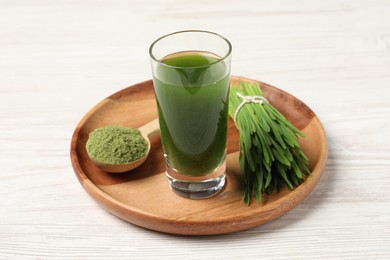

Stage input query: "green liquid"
[{"left": 153, "top": 51, "right": 230, "bottom": 176}]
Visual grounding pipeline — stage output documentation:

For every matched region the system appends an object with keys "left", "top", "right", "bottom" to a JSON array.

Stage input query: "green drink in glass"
[{"left": 149, "top": 30, "right": 232, "bottom": 199}]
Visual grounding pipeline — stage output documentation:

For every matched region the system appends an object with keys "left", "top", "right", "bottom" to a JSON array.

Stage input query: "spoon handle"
[{"left": 139, "top": 118, "right": 160, "bottom": 140}]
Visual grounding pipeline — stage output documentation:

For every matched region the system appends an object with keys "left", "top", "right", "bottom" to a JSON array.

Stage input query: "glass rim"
[{"left": 149, "top": 30, "right": 232, "bottom": 70}]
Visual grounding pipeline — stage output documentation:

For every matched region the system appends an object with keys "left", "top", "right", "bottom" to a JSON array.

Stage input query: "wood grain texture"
[{"left": 1, "top": 0, "right": 389, "bottom": 258}]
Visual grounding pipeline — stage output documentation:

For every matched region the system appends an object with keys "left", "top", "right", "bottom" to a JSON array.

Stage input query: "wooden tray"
[{"left": 70, "top": 76, "right": 328, "bottom": 235}]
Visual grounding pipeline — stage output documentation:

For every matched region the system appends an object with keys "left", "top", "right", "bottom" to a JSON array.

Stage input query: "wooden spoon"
[{"left": 89, "top": 118, "right": 160, "bottom": 173}]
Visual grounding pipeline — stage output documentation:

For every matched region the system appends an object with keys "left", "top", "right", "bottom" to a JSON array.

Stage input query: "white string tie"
[{"left": 234, "top": 92, "right": 269, "bottom": 126}]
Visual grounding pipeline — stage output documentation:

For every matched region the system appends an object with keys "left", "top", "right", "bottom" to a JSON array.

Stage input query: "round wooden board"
[{"left": 70, "top": 76, "right": 328, "bottom": 235}]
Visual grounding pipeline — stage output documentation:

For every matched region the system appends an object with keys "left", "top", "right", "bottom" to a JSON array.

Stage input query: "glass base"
[{"left": 166, "top": 159, "right": 226, "bottom": 199}]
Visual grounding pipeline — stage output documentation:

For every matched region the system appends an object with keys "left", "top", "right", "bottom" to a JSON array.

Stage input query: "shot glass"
[{"left": 149, "top": 30, "right": 232, "bottom": 199}]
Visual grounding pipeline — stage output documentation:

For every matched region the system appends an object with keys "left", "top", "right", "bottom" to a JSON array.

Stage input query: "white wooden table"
[{"left": 1, "top": 0, "right": 389, "bottom": 259}]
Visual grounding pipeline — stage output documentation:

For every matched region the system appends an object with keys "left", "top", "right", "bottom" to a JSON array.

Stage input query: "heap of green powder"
[{"left": 86, "top": 125, "right": 148, "bottom": 165}]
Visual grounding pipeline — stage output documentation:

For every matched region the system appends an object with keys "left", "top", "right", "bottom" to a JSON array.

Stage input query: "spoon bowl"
[{"left": 88, "top": 118, "right": 160, "bottom": 173}]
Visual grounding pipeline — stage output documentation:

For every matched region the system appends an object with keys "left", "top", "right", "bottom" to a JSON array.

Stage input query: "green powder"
[{"left": 86, "top": 125, "right": 148, "bottom": 164}]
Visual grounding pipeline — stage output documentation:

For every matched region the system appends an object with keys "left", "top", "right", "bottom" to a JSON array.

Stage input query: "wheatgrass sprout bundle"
[{"left": 229, "top": 82, "right": 310, "bottom": 205}]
